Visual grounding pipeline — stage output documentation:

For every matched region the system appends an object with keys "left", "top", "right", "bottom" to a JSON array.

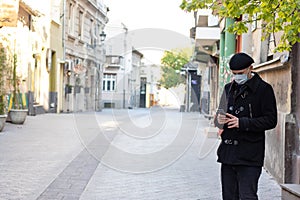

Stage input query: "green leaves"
[
  {"left": 160, "top": 66, "right": 184, "bottom": 89},
  {"left": 180, "top": 0, "right": 300, "bottom": 52},
  {"left": 159, "top": 49, "right": 191, "bottom": 89},
  {"left": 180, "top": 0, "right": 212, "bottom": 12},
  {"left": 227, "top": 21, "right": 248, "bottom": 34},
  {"left": 0, "top": 47, "right": 9, "bottom": 115},
  {"left": 161, "top": 50, "right": 190, "bottom": 71}
]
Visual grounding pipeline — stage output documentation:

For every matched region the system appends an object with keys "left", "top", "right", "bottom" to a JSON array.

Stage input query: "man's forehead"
[
  {"left": 231, "top": 68, "right": 247, "bottom": 73},
  {"left": 231, "top": 66, "right": 252, "bottom": 73}
]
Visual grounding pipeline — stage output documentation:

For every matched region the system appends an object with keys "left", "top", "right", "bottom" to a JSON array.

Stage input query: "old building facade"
[
  {"left": 63, "top": 0, "right": 108, "bottom": 112},
  {"left": 0, "top": 0, "right": 109, "bottom": 114},
  {"left": 0, "top": 0, "right": 51, "bottom": 115}
]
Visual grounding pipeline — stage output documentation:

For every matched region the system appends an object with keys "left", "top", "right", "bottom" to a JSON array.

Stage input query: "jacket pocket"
[
  {"left": 217, "top": 143, "right": 232, "bottom": 163},
  {"left": 237, "top": 133, "right": 264, "bottom": 163}
]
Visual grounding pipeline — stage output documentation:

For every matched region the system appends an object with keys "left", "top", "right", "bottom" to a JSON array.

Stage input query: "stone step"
[
  {"left": 282, "top": 184, "right": 300, "bottom": 200},
  {"left": 34, "top": 105, "right": 45, "bottom": 115}
]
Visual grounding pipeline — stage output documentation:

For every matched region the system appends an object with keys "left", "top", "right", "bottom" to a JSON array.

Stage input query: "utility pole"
[{"left": 121, "top": 23, "right": 128, "bottom": 109}]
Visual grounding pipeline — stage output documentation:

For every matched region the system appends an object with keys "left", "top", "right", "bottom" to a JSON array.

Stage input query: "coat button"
[{"left": 239, "top": 106, "right": 244, "bottom": 111}]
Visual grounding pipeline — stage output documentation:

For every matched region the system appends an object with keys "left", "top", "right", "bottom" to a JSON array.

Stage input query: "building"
[
  {"left": 189, "top": 10, "right": 220, "bottom": 114},
  {"left": 129, "top": 49, "right": 144, "bottom": 108},
  {"left": 102, "top": 46, "right": 145, "bottom": 109},
  {"left": 139, "top": 63, "right": 161, "bottom": 108},
  {"left": 63, "top": 0, "right": 108, "bottom": 112},
  {"left": 0, "top": 0, "right": 109, "bottom": 114},
  {"left": 191, "top": 8, "right": 300, "bottom": 198},
  {"left": 47, "top": 0, "right": 64, "bottom": 114},
  {"left": 0, "top": 0, "right": 49, "bottom": 115}
]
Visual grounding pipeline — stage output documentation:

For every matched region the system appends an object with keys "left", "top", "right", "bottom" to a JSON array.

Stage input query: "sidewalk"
[{"left": 0, "top": 109, "right": 282, "bottom": 200}]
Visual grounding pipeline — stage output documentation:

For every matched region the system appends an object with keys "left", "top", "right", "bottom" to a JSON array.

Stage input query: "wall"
[
  {"left": 288, "top": 37, "right": 300, "bottom": 184},
  {"left": 254, "top": 59, "right": 291, "bottom": 183},
  {"left": 49, "top": 0, "right": 64, "bottom": 113}
]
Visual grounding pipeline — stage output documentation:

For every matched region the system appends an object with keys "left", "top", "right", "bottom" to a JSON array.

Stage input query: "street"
[{"left": 0, "top": 108, "right": 281, "bottom": 200}]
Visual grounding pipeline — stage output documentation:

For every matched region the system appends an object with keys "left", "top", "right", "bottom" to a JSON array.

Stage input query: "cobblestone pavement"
[{"left": 0, "top": 108, "right": 281, "bottom": 200}]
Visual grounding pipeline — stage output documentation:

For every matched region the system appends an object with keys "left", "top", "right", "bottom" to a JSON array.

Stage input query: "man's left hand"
[{"left": 225, "top": 113, "right": 239, "bottom": 128}]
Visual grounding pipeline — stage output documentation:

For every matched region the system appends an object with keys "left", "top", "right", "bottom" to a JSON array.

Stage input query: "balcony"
[
  {"left": 193, "top": 26, "right": 220, "bottom": 63},
  {"left": 105, "top": 55, "right": 123, "bottom": 69},
  {"left": 195, "top": 26, "right": 220, "bottom": 47}
]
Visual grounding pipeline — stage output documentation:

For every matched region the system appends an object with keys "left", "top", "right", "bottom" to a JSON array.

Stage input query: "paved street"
[{"left": 0, "top": 108, "right": 281, "bottom": 200}]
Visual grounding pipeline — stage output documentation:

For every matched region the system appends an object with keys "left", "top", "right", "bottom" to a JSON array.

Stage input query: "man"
[{"left": 214, "top": 52, "right": 277, "bottom": 200}]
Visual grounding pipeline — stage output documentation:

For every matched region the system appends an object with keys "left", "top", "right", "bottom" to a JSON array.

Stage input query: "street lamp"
[{"left": 100, "top": 31, "right": 106, "bottom": 42}]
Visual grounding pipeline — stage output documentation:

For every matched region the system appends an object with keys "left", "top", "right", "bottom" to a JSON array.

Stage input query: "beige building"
[
  {"left": 237, "top": 19, "right": 300, "bottom": 198},
  {"left": 0, "top": 0, "right": 108, "bottom": 114},
  {"left": 48, "top": 0, "right": 65, "bottom": 114},
  {"left": 0, "top": 0, "right": 51, "bottom": 115}
]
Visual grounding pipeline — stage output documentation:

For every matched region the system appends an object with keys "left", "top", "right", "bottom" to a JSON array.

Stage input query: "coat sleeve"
[{"left": 239, "top": 84, "right": 277, "bottom": 132}]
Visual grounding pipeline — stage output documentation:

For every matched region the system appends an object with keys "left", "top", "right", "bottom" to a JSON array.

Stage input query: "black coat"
[{"left": 214, "top": 72, "right": 277, "bottom": 166}]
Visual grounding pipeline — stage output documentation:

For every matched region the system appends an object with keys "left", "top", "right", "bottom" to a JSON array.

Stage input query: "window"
[
  {"left": 68, "top": 3, "right": 74, "bottom": 33},
  {"left": 90, "top": 19, "right": 95, "bottom": 46},
  {"left": 103, "top": 74, "right": 116, "bottom": 91},
  {"left": 78, "top": 10, "right": 83, "bottom": 37}
]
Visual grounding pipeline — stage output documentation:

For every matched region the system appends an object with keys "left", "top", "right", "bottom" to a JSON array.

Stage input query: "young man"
[{"left": 214, "top": 52, "right": 277, "bottom": 200}]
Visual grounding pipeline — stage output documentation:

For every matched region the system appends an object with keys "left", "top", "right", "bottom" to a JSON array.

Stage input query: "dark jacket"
[{"left": 214, "top": 72, "right": 277, "bottom": 166}]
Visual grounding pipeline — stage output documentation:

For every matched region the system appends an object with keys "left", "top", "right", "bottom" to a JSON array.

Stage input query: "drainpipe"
[
  {"left": 121, "top": 23, "right": 128, "bottom": 109},
  {"left": 224, "top": 18, "right": 236, "bottom": 84},
  {"left": 62, "top": 0, "right": 66, "bottom": 62},
  {"left": 218, "top": 18, "right": 236, "bottom": 106},
  {"left": 219, "top": 32, "right": 225, "bottom": 101}
]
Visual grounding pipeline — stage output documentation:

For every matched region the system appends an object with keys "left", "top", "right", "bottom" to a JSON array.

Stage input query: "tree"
[
  {"left": 180, "top": 0, "right": 300, "bottom": 52},
  {"left": 159, "top": 49, "right": 191, "bottom": 89},
  {"left": 0, "top": 47, "right": 7, "bottom": 115}
]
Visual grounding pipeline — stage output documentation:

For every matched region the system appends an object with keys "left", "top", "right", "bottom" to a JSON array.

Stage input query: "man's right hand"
[{"left": 217, "top": 113, "right": 229, "bottom": 125}]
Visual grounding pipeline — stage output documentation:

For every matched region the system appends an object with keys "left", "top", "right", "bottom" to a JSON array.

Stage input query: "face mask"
[{"left": 234, "top": 74, "right": 248, "bottom": 85}]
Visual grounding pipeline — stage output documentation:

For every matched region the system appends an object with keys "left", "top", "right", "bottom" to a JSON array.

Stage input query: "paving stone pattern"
[{"left": 0, "top": 109, "right": 282, "bottom": 200}]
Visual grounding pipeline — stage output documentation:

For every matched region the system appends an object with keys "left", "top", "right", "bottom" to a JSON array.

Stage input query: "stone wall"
[{"left": 254, "top": 59, "right": 291, "bottom": 183}]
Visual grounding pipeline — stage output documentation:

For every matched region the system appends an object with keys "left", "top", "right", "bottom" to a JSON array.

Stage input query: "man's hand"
[
  {"left": 225, "top": 113, "right": 239, "bottom": 128},
  {"left": 217, "top": 113, "right": 229, "bottom": 125}
]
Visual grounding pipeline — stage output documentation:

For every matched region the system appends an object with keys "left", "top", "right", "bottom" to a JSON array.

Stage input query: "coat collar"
[
  {"left": 244, "top": 72, "right": 261, "bottom": 93},
  {"left": 228, "top": 72, "right": 261, "bottom": 94}
]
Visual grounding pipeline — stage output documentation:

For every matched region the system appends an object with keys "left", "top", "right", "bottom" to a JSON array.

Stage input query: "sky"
[
  {"left": 104, "top": 0, "right": 195, "bottom": 64},
  {"left": 105, "top": 0, "right": 194, "bottom": 36},
  {"left": 21, "top": 0, "right": 195, "bottom": 64}
]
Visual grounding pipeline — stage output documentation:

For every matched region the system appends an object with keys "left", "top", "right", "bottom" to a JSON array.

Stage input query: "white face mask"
[{"left": 234, "top": 74, "right": 248, "bottom": 85}]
